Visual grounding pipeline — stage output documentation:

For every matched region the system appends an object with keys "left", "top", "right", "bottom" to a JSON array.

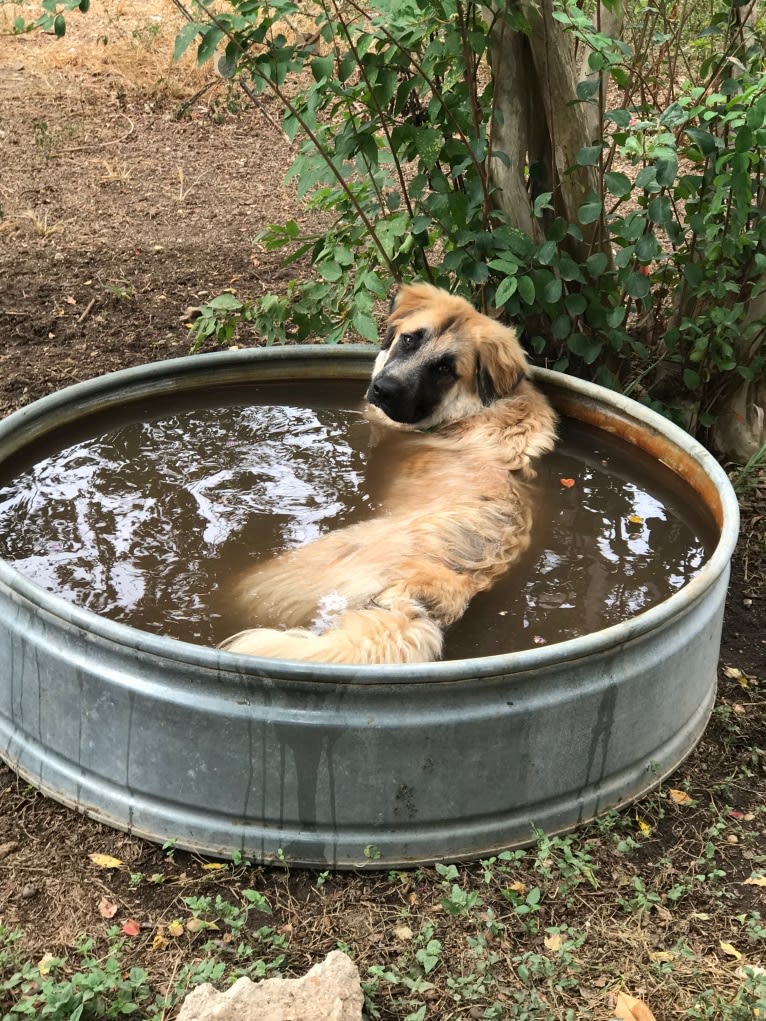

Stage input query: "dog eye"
[
  {"left": 433, "top": 358, "right": 456, "bottom": 377},
  {"left": 399, "top": 332, "right": 416, "bottom": 351}
]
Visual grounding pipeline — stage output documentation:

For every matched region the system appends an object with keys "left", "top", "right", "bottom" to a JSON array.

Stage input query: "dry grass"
[{"left": 0, "top": 1, "right": 207, "bottom": 94}]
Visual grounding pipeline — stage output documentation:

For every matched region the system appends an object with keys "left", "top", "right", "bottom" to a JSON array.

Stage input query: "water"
[{"left": 0, "top": 380, "right": 717, "bottom": 659}]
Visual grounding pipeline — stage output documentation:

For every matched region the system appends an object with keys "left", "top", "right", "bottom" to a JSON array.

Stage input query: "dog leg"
[{"left": 220, "top": 594, "right": 443, "bottom": 665}]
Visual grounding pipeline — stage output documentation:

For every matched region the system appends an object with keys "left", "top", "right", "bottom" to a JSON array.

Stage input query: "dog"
[{"left": 220, "top": 283, "right": 557, "bottom": 664}]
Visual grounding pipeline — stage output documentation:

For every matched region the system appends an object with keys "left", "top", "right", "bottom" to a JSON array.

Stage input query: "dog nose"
[{"left": 370, "top": 376, "right": 396, "bottom": 401}]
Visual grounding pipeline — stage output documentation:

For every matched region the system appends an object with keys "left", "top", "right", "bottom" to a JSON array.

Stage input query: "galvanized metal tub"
[{"left": 0, "top": 348, "right": 739, "bottom": 868}]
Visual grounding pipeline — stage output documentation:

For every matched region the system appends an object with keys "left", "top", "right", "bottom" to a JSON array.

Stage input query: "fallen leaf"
[
  {"left": 89, "top": 853, "right": 124, "bottom": 869},
  {"left": 97, "top": 897, "right": 119, "bottom": 919},
  {"left": 544, "top": 932, "right": 564, "bottom": 952},
  {"left": 613, "top": 990, "right": 657, "bottom": 1021},
  {"left": 186, "top": 917, "right": 218, "bottom": 933},
  {"left": 719, "top": 940, "right": 742, "bottom": 960},
  {"left": 733, "top": 703, "right": 747, "bottom": 715},
  {"left": 668, "top": 788, "right": 693, "bottom": 806},
  {"left": 201, "top": 862, "right": 227, "bottom": 871},
  {"left": 627, "top": 514, "right": 644, "bottom": 525},
  {"left": 122, "top": 919, "right": 141, "bottom": 937},
  {"left": 723, "top": 666, "right": 752, "bottom": 687},
  {"left": 637, "top": 816, "right": 653, "bottom": 837},
  {"left": 394, "top": 924, "right": 413, "bottom": 941},
  {"left": 65, "top": 295, "right": 77, "bottom": 305},
  {"left": 507, "top": 880, "right": 527, "bottom": 895},
  {"left": 649, "top": 950, "right": 674, "bottom": 963},
  {"left": 743, "top": 875, "right": 766, "bottom": 888},
  {"left": 559, "top": 477, "right": 576, "bottom": 488},
  {"left": 37, "top": 953, "right": 57, "bottom": 976},
  {"left": 167, "top": 919, "right": 184, "bottom": 938},
  {"left": 152, "top": 930, "right": 166, "bottom": 950}
]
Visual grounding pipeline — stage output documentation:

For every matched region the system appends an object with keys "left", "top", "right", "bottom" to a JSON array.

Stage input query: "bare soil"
[{"left": 0, "top": 6, "right": 764, "bottom": 1020}]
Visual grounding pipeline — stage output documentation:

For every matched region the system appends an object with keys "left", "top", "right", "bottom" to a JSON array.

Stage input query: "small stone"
[
  {"left": 20, "top": 884, "right": 38, "bottom": 899},
  {"left": 727, "top": 834, "right": 739, "bottom": 844},
  {"left": 743, "top": 598, "right": 753, "bottom": 608}
]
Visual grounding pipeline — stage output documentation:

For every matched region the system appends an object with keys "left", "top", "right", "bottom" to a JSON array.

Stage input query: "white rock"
[{"left": 176, "top": 950, "right": 364, "bottom": 1021}]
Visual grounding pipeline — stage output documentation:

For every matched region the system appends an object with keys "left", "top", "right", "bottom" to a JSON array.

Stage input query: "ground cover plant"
[{"left": 0, "top": 1, "right": 764, "bottom": 1019}]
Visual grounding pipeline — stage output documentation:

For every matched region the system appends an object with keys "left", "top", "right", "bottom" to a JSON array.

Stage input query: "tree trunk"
[{"left": 489, "top": 0, "right": 610, "bottom": 262}]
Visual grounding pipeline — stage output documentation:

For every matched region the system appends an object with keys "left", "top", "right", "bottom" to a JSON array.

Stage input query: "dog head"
[{"left": 366, "top": 283, "right": 529, "bottom": 429}]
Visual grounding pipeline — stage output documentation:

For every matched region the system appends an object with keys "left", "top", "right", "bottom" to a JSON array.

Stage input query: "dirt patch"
[{"left": 0, "top": 7, "right": 765, "bottom": 1021}]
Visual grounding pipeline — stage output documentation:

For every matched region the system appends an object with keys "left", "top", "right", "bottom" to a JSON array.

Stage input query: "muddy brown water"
[{"left": 0, "top": 380, "right": 717, "bottom": 659}]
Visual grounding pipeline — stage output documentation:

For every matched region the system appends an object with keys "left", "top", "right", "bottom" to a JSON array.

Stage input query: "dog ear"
[{"left": 475, "top": 323, "right": 528, "bottom": 404}]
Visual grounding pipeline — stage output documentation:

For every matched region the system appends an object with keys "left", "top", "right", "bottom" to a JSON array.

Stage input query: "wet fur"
[{"left": 220, "top": 283, "right": 557, "bottom": 664}]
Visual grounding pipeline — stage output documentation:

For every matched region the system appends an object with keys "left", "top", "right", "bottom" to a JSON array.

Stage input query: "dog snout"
[{"left": 368, "top": 373, "right": 400, "bottom": 405}]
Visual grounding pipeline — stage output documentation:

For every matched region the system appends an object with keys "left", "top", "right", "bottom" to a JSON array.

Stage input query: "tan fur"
[{"left": 220, "top": 284, "right": 557, "bottom": 664}]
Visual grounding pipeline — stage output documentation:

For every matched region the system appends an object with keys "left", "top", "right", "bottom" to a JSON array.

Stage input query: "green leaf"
[
  {"left": 606, "top": 108, "right": 632, "bottom": 128},
  {"left": 352, "top": 311, "right": 379, "bottom": 342},
  {"left": 174, "top": 22, "right": 201, "bottom": 63},
  {"left": 517, "top": 276, "right": 535, "bottom": 305},
  {"left": 464, "top": 261, "right": 490, "bottom": 284},
  {"left": 558, "top": 253, "right": 586, "bottom": 282},
  {"left": 565, "top": 292, "right": 588, "bottom": 315},
  {"left": 551, "top": 313, "right": 570, "bottom": 339},
  {"left": 585, "top": 252, "right": 608, "bottom": 278},
  {"left": 576, "top": 145, "right": 603, "bottom": 167},
  {"left": 735, "top": 125, "right": 754, "bottom": 154},
  {"left": 576, "top": 78, "right": 600, "bottom": 102},
  {"left": 54, "top": 13, "right": 66, "bottom": 36},
  {"left": 685, "top": 127, "right": 717, "bottom": 156},
  {"left": 197, "top": 26, "right": 224, "bottom": 66},
  {"left": 543, "top": 276, "right": 563, "bottom": 304},
  {"left": 578, "top": 198, "right": 602, "bottom": 225},
  {"left": 606, "top": 305, "right": 626, "bottom": 328},
  {"left": 413, "top": 127, "right": 444, "bottom": 168},
  {"left": 310, "top": 55, "right": 333, "bottom": 81},
  {"left": 635, "top": 234, "right": 660, "bottom": 261},
  {"left": 546, "top": 218, "right": 569, "bottom": 242},
  {"left": 683, "top": 367, "right": 701, "bottom": 390},
  {"left": 647, "top": 196, "right": 672, "bottom": 225},
  {"left": 660, "top": 102, "right": 687, "bottom": 127},
  {"left": 79, "top": 0, "right": 90, "bottom": 11},
  {"left": 684, "top": 262, "right": 704, "bottom": 287},
  {"left": 494, "top": 276, "right": 518, "bottom": 306},
  {"left": 635, "top": 165, "right": 659, "bottom": 191},
  {"left": 317, "top": 260, "right": 342, "bottom": 282},
  {"left": 208, "top": 292, "right": 243, "bottom": 311},
  {"left": 604, "top": 171, "right": 631, "bottom": 197},
  {"left": 536, "top": 240, "right": 557, "bottom": 265},
  {"left": 568, "top": 333, "right": 602, "bottom": 364},
  {"left": 533, "top": 191, "right": 554, "bottom": 217},
  {"left": 625, "top": 271, "right": 650, "bottom": 299},
  {"left": 655, "top": 156, "right": 678, "bottom": 188}
]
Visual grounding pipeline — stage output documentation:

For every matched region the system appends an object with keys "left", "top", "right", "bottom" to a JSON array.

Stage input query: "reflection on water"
[{"left": 0, "top": 382, "right": 716, "bottom": 657}]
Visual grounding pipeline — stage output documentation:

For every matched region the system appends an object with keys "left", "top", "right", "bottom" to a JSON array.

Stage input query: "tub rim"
[{"left": 0, "top": 345, "right": 740, "bottom": 685}]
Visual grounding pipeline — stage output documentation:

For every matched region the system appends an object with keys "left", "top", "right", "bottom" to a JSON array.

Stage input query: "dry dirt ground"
[{"left": 0, "top": 5, "right": 765, "bottom": 1021}]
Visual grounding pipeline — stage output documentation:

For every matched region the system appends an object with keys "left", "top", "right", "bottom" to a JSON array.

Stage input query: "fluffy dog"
[{"left": 220, "top": 283, "right": 557, "bottom": 664}]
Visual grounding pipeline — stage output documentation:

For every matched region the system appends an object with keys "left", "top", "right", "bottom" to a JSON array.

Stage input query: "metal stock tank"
[{"left": 0, "top": 348, "right": 739, "bottom": 868}]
